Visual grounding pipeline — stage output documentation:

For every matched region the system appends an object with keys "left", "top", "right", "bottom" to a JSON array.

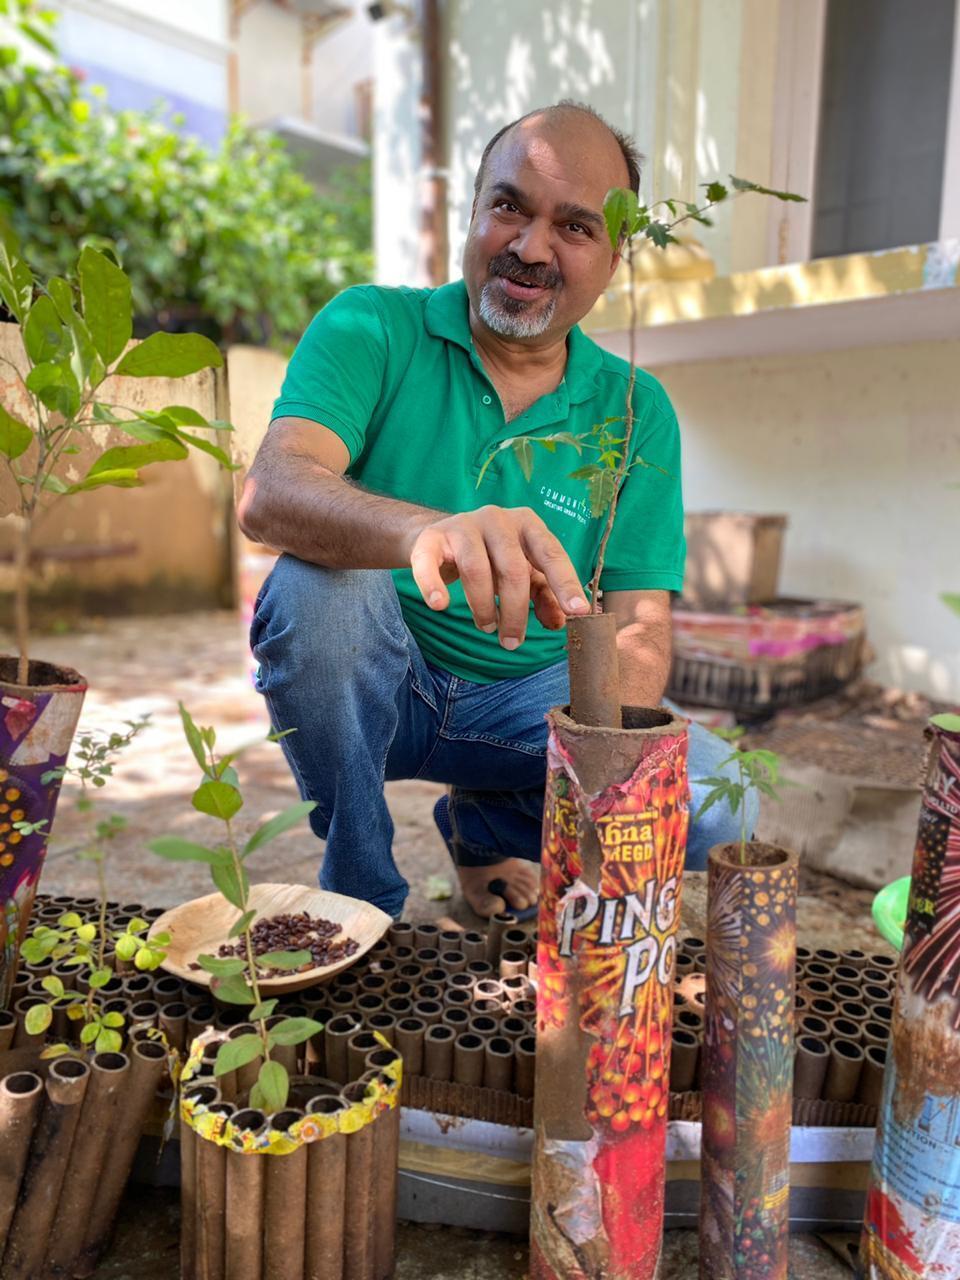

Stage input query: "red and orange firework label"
[{"left": 532, "top": 724, "right": 689, "bottom": 1280}]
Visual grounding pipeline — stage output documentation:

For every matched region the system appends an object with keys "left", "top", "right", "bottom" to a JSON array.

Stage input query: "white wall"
[
  {"left": 311, "top": 9, "right": 373, "bottom": 139},
  {"left": 646, "top": 339, "right": 960, "bottom": 698}
]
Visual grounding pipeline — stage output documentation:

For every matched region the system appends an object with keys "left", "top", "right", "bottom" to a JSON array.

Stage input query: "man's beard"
[{"left": 477, "top": 253, "right": 561, "bottom": 338}]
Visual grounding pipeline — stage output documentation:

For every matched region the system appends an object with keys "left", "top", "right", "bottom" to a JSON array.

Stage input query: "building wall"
[{"left": 646, "top": 339, "right": 960, "bottom": 699}]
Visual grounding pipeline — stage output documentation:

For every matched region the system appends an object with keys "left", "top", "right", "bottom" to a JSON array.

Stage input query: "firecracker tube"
[
  {"left": 531, "top": 706, "right": 689, "bottom": 1280},
  {"left": 860, "top": 717, "right": 960, "bottom": 1279}
]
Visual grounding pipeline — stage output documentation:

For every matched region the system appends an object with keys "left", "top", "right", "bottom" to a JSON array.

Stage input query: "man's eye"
[
  {"left": 566, "top": 223, "right": 589, "bottom": 236},
  {"left": 494, "top": 201, "right": 520, "bottom": 213}
]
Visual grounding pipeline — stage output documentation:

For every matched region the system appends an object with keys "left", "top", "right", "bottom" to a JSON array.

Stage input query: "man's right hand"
[{"left": 405, "top": 505, "right": 590, "bottom": 649}]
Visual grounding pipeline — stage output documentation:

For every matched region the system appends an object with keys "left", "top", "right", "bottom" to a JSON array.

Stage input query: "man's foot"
[{"left": 456, "top": 858, "right": 540, "bottom": 919}]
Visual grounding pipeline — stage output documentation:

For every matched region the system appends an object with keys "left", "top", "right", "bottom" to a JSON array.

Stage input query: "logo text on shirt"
[{"left": 539, "top": 485, "right": 590, "bottom": 527}]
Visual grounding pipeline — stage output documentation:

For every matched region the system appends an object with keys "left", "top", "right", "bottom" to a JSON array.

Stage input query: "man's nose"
[{"left": 510, "top": 217, "right": 555, "bottom": 265}]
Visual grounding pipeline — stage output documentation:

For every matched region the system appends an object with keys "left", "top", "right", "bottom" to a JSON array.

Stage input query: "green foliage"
[
  {"left": 694, "top": 728, "right": 793, "bottom": 864},
  {"left": 931, "top": 713, "right": 960, "bottom": 734},
  {"left": 147, "top": 705, "right": 320, "bottom": 1106},
  {"left": 0, "top": 5, "right": 373, "bottom": 347},
  {"left": 943, "top": 594, "right": 960, "bottom": 618}
]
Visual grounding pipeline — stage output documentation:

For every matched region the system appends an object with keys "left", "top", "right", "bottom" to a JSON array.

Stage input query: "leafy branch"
[
  {"left": 147, "top": 705, "right": 320, "bottom": 1113},
  {"left": 694, "top": 727, "right": 794, "bottom": 864}
]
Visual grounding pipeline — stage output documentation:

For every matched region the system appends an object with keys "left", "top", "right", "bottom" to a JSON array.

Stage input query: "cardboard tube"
[
  {"left": 158, "top": 1001, "right": 189, "bottom": 1053},
  {"left": 424, "top": 1025, "right": 454, "bottom": 1082},
  {"left": 830, "top": 1016, "right": 863, "bottom": 1045},
  {"left": 813, "top": 948, "right": 840, "bottom": 966},
  {"left": 0, "top": 1011, "right": 15, "bottom": 1052},
  {"left": 329, "top": 990, "right": 357, "bottom": 1015},
  {"left": 484, "top": 1036, "right": 515, "bottom": 1092},
  {"left": 841, "top": 949, "right": 868, "bottom": 969},
  {"left": 439, "top": 950, "right": 466, "bottom": 975},
  {"left": 452, "top": 1033, "right": 485, "bottom": 1086},
  {"left": 438, "top": 928, "right": 464, "bottom": 951},
  {"left": 305, "top": 1097, "right": 348, "bottom": 1280},
  {"left": 182, "top": 981, "right": 208, "bottom": 1010},
  {"left": 669, "top": 1028, "right": 699, "bottom": 1093},
  {"left": 78, "top": 1040, "right": 167, "bottom": 1273},
  {"left": 395, "top": 1018, "right": 426, "bottom": 1077},
  {"left": 857, "top": 1044, "right": 887, "bottom": 1109},
  {"left": 387, "top": 921, "right": 415, "bottom": 950},
  {"left": 838, "top": 999, "right": 870, "bottom": 1024},
  {"left": 122, "top": 973, "right": 153, "bottom": 1000},
  {"left": 152, "top": 975, "right": 183, "bottom": 1006},
  {"left": 0, "top": 1072, "right": 44, "bottom": 1257},
  {"left": 515, "top": 1035, "right": 536, "bottom": 1099},
  {"left": 384, "top": 996, "right": 413, "bottom": 1020},
  {"left": 339, "top": 1088, "right": 378, "bottom": 1280},
  {"left": 824, "top": 1039, "right": 864, "bottom": 1102},
  {"left": 498, "top": 1015, "right": 527, "bottom": 1040},
  {"left": 512, "top": 998, "right": 536, "bottom": 1023},
  {"left": 485, "top": 913, "right": 516, "bottom": 965},
  {"left": 566, "top": 612, "right": 622, "bottom": 727},
  {"left": 415, "top": 982, "right": 442, "bottom": 1001},
  {"left": 325, "top": 1015, "right": 361, "bottom": 1086},
  {"left": 798, "top": 1014, "right": 830, "bottom": 1041},
  {"left": 862, "top": 966, "right": 894, "bottom": 989},
  {"left": 412, "top": 999, "right": 442, "bottom": 1027},
  {"left": 196, "top": 1102, "right": 234, "bottom": 1280},
  {"left": 180, "top": 1084, "right": 219, "bottom": 1280},
  {"left": 413, "top": 923, "right": 440, "bottom": 949},
  {"left": 862, "top": 983, "right": 891, "bottom": 1007},
  {"left": 831, "top": 980, "right": 861, "bottom": 1003},
  {"left": 466, "top": 960, "right": 494, "bottom": 981},
  {"left": 45, "top": 1052, "right": 130, "bottom": 1275},
  {"left": 366, "top": 1013, "right": 397, "bottom": 1048},
  {"left": 499, "top": 950, "right": 528, "bottom": 980},
  {"left": 187, "top": 1001, "right": 216, "bottom": 1040},
  {"left": 500, "top": 975, "right": 534, "bottom": 1003},
  {"left": 387, "top": 979, "right": 416, "bottom": 998},
  {"left": 833, "top": 964, "right": 861, "bottom": 986},
  {"left": 355, "top": 994, "right": 385, "bottom": 1019},
  {"left": 469, "top": 1014, "right": 500, "bottom": 1039},
  {"left": 809, "top": 996, "right": 839, "bottom": 1020},
  {"left": 347, "top": 1032, "right": 380, "bottom": 1083},
  {"left": 461, "top": 932, "right": 486, "bottom": 963},
  {"left": 366, "top": 1071, "right": 400, "bottom": 1280},
  {"left": 225, "top": 1109, "right": 267, "bottom": 1280},
  {"left": 675, "top": 1007, "right": 704, "bottom": 1038},
  {"left": 442, "top": 988, "right": 471, "bottom": 1012},
  {"left": 441, "top": 1007, "right": 471, "bottom": 1036},
  {"left": 794, "top": 1035, "right": 830, "bottom": 1100},
  {"left": 862, "top": 1020, "right": 890, "bottom": 1050}
]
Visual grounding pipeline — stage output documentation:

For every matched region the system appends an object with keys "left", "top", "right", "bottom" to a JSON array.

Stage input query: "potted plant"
[
  {"left": 694, "top": 733, "right": 798, "bottom": 1280},
  {"left": 0, "top": 225, "right": 234, "bottom": 1004},
  {"left": 148, "top": 707, "right": 401, "bottom": 1280}
]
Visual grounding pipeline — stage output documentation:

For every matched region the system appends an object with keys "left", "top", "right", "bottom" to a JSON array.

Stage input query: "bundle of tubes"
[{"left": 179, "top": 1031, "right": 401, "bottom": 1280}]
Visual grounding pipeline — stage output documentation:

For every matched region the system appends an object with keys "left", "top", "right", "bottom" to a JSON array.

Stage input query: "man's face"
[{"left": 463, "top": 113, "right": 628, "bottom": 345}]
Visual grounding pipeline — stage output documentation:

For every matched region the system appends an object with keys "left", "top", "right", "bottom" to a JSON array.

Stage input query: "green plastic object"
[{"left": 872, "top": 875, "right": 911, "bottom": 951}]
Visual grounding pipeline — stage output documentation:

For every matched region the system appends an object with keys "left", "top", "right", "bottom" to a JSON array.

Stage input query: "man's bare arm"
[
  {"left": 604, "top": 589, "right": 673, "bottom": 707},
  {"left": 238, "top": 417, "right": 590, "bottom": 647}
]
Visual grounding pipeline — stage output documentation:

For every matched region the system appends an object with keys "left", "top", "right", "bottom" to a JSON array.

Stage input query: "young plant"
[
  {"left": 0, "top": 223, "right": 237, "bottom": 685},
  {"left": 147, "top": 705, "right": 321, "bottom": 1114},
  {"left": 478, "top": 177, "right": 804, "bottom": 609},
  {"left": 19, "top": 715, "right": 169, "bottom": 1052},
  {"left": 694, "top": 727, "right": 793, "bottom": 865}
]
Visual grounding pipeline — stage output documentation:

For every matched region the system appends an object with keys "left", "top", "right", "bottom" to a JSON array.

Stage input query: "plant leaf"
[
  {"left": 86, "top": 438, "right": 187, "bottom": 478},
  {"left": 41, "top": 975, "right": 64, "bottom": 999},
  {"left": 0, "top": 405, "right": 33, "bottom": 461},
  {"left": 96, "top": 1028, "right": 123, "bottom": 1053},
  {"left": 941, "top": 593, "right": 960, "bottom": 618},
  {"left": 25, "top": 1003, "right": 52, "bottom": 1036},
  {"left": 147, "top": 836, "right": 231, "bottom": 865},
  {"left": 268, "top": 1017, "right": 323, "bottom": 1046},
  {"left": 114, "top": 332, "right": 223, "bottom": 379},
  {"left": 931, "top": 713, "right": 960, "bottom": 734},
  {"left": 196, "top": 954, "right": 247, "bottom": 977},
  {"left": 211, "top": 972, "right": 256, "bottom": 1005},
  {"left": 255, "top": 950, "right": 311, "bottom": 971},
  {"left": 211, "top": 858, "right": 249, "bottom": 911},
  {"left": 66, "top": 468, "right": 142, "bottom": 494},
  {"left": 249, "top": 999, "right": 278, "bottom": 1021},
  {"left": 511, "top": 436, "right": 533, "bottom": 482},
  {"left": 79, "top": 246, "right": 132, "bottom": 364},
  {"left": 23, "top": 295, "right": 63, "bottom": 364},
  {"left": 254, "top": 1059, "right": 288, "bottom": 1112},
  {"left": 178, "top": 703, "right": 208, "bottom": 771},
  {"left": 25, "top": 360, "right": 80, "bottom": 418},
  {"left": 0, "top": 228, "right": 33, "bottom": 323},
  {"left": 229, "top": 909, "right": 258, "bottom": 939},
  {"left": 215, "top": 1033, "right": 263, "bottom": 1075},
  {"left": 176, "top": 431, "right": 238, "bottom": 470},
  {"left": 243, "top": 800, "right": 316, "bottom": 856},
  {"left": 729, "top": 175, "right": 806, "bottom": 202},
  {"left": 192, "top": 779, "right": 242, "bottom": 821}
]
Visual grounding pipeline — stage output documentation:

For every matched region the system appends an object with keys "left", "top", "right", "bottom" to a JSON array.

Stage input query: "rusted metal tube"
[
  {"left": 0, "top": 1072, "right": 44, "bottom": 1258},
  {"left": 225, "top": 1108, "right": 267, "bottom": 1280}
]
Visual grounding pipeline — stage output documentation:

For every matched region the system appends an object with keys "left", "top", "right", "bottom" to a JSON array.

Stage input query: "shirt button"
[{"left": 482, "top": 394, "right": 492, "bottom": 405}]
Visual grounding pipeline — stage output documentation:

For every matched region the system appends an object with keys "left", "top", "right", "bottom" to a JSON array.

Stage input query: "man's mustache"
[{"left": 487, "top": 253, "right": 562, "bottom": 290}]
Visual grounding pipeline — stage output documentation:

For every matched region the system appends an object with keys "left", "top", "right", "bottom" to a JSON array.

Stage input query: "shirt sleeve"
[
  {"left": 270, "top": 286, "right": 387, "bottom": 464},
  {"left": 598, "top": 386, "right": 685, "bottom": 594}
]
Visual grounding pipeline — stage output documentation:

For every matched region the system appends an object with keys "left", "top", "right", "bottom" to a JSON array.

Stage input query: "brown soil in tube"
[
  {"left": 264, "top": 1108, "right": 308, "bottom": 1280},
  {"left": 325, "top": 1015, "right": 361, "bottom": 1086},
  {"left": 78, "top": 1040, "right": 168, "bottom": 1274},
  {"left": 669, "top": 1029, "right": 699, "bottom": 1093},
  {"left": 858, "top": 1045, "right": 887, "bottom": 1109},
  {"left": 306, "top": 1097, "right": 348, "bottom": 1280},
  {"left": 515, "top": 1036, "right": 536, "bottom": 1099},
  {"left": 179, "top": 1085, "right": 219, "bottom": 1280},
  {"left": 195, "top": 1103, "right": 234, "bottom": 1280},
  {"left": 823, "top": 1039, "right": 864, "bottom": 1103},
  {"left": 413, "top": 1000, "right": 442, "bottom": 1027},
  {"left": 341, "top": 1081, "right": 378, "bottom": 1280},
  {"left": 0, "top": 1011, "right": 16, "bottom": 1052},
  {"left": 566, "top": 612, "right": 622, "bottom": 728},
  {"left": 0, "top": 1072, "right": 45, "bottom": 1257},
  {"left": 395, "top": 1018, "right": 426, "bottom": 1076},
  {"left": 453, "top": 1033, "right": 485, "bottom": 1086},
  {"left": 424, "top": 1025, "right": 454, "bottom": 1082},
  {"left": 485, "top": 913, "right": 516, "bottom": 966},
  {"left": 794, "top": 1036, "right": 830, "bottom": 1100},
  {"left": 44, "top": 1051, "right": 130, "bottom": 1274},
  {"left": 483, "top": 1036, "right": 515, "bottom": 1093},
  {"left": 0, "top": 656, "right": 85, "bottom": 690},
  {"left": 498, "top": 950, "right": 528, "bottom": 979},
  {"left": 224, "top": 1109, "right": 267, "bottom": 1280}
]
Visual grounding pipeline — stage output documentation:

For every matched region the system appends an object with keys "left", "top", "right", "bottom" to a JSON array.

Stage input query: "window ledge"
[{"left": 583, "top": 240, "right": 960, "bottom": 366}]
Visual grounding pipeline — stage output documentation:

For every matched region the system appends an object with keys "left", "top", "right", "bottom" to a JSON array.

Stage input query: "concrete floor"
[{"left": 5, "top": 611, "right": 874, "bottom": 1277}]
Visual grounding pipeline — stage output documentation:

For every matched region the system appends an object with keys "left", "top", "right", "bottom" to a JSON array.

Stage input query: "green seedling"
[
  {"left": 20, "top": 715, "right": 168, "bottom": 1053},
  {"left": 148, "top": 704, "right": 321, "bottom": 1113},
  {"left": 694, "top": 726, "right": 794, "bottom": 865},
  {"left": 478, "top": 178, "right": 804, "bottom": 608}
]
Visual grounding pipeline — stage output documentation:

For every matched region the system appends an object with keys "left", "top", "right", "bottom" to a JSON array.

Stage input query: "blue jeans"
[{"left": 251, "top": 555, "right": 757, "bottom": 918}]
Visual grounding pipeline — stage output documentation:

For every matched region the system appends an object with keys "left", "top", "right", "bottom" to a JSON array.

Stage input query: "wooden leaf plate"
[{"left": 148, "top": 882, "right": 392, "bottom": 994}]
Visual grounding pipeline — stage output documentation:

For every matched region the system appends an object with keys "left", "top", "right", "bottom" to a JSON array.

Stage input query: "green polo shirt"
[{"left": 272, "top": 280, "right": 685, "bottom": 683}]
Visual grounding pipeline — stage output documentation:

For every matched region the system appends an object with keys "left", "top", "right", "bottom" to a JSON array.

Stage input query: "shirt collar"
[{"left": 424, "top": 278, "right": 603, "bottom": 404}]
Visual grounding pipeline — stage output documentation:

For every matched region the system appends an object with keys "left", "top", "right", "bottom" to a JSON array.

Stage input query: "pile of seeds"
[{"left": 216, "top": 911, "right": 359, "bottom": 975}]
